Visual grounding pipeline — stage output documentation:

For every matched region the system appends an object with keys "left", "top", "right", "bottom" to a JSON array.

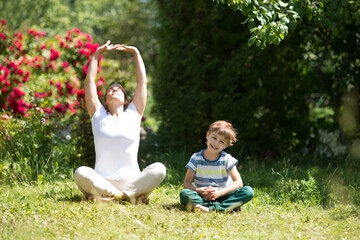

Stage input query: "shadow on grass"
[
  {"left": 55, "top": 195, "right": 83, "bottom": 202},
  {"left": 41, "top": 189, "right": 84, "bottom": 202},
  {"left": 161, "top": 203, "right": 184, "bottom": 211}
]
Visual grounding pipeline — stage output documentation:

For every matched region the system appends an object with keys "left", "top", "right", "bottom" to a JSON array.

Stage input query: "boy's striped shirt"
[{"left": 186, "top": 150, "right": 238, "bottom": 188}]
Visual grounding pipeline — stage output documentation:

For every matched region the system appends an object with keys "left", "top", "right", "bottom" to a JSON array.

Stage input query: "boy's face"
[{"left": 206, "top": 131, "right": 229, "bottom": 154}]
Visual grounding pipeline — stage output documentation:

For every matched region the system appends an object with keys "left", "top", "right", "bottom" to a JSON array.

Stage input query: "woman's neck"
[{"left": 107, "top": 104, "right": 124, "bottom": 117}]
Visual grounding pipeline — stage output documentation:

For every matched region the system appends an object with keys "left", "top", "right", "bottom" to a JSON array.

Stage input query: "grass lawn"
[{"left": 1, "top": 180, "right": 359, "bottom": 240}]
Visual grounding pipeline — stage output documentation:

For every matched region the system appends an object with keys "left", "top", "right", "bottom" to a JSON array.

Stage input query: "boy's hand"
[{"left": 198, "top": 187, "right": 221, "bottom": 201}]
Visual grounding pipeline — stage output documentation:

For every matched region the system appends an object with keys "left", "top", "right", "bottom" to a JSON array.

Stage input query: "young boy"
[{"left": 180, "top": 120, "right": 254, "bottom": 212}]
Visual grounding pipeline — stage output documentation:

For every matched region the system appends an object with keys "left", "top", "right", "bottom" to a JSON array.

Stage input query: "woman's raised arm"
[
  {"left": 85, "top": 41, "right": 120, "bottom": 118},
  {"left": 116, "top": 45, "right": 147, "bottom": 116}
]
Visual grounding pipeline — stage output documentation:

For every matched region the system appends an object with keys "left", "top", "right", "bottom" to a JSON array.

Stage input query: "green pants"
[{"left": 179, "top": 186, "right": 254, "bottom": 212}]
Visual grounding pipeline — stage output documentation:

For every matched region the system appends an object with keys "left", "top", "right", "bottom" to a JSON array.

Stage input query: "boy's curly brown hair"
[{"left": 208, "top": 120, "right": 237, "bottom": 146}]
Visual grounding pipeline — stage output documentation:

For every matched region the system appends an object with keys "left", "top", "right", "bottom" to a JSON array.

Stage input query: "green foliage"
[
  {"left": 215, "top": 0, "right": 302, "bottom": 48},
  {"left": 0, "top": 109, "right": 79, "bottom": 183},
  {"left": 154, "top": 0, "right": 360, "bottom": 161},
  {"left": 0, "top": 0, "right": 158, "bottom": 72},
  {"left": 215, "top": 0, "right": 360, "bottom": 49},
  {"left": 272, "top": 166, "right": 321, "bottom": 205},
  {"left": 154, "top": 0, "right": 314, "bottom": 156}
]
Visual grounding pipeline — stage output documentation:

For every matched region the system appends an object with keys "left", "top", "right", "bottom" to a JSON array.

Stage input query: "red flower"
[
  {"left": 27, "top": 29, "right": 46, "bottom": 38},
  {"left": 17, "top": 106, "right": 27, "bottom": 115},
  {"left": 50, "top": 48, "right": 60, "bottom": 61},
  {"left": 24, "top": 102, "right": 32, "bottom": 108},
  {"left": 35, "top": 92, "right": 46, "bottom": 98},
  {"left": 2, "top": 66, "right": 9, "bottom": 76},
  {"left": 60, "top": 41, "right": 69, "bottom": 48},
  {"left": 75, "top": 39, "right": 84, "bottom": 48},
  {"left": 86, "top": 34, "right": 92, "bottom": 42},
  {"left": 8, "top": 61, "right": 18, "bottom": 70},
  {"left": 0, "top": 19, "right": 7, "bottom": 25},
  {"left": 73, "top": 28, "right": 81, "bottom": 34},
  {"left": 55, "top": 82, "right": 62, "bottom": 89},
  {"left": 54, "top": 103, "right": 65, "bottom": 113},
  {"left": 98, "top": 76, "right": 105, "bottom": 85},
  {"left": 65, "top": 35, "right": 73, "bottom": 42},
  {"left": 79, "top": 48, "right": 91, "bottom": 58},
  {"left": 0, "top": 33, "right": 6, "bottom": 40},
  {"left": 14, "top": 32, "right": 23, "bottom": 40},
  {"left": 85, "top": 42, "right": 99, "bottom": 54},
  {"left": 43, "top": 107, "right": 52, "bottom": 114},
  {"left": 13, "top": 87, "right": 25, "bottom": 98},
  {"left": 76, "top": 89, "right": 85, "bottom": 97},
  {"left": 8, "top": 98, "right": 28, "bottom": 115},
  {"left": 66, "top": 81, "right": 74, "bottom": 94},
  {"left": 83, "top": 63, "right": 88, "bottom": 77},
  {"left": 16, "top": 68, "right": 24, "bottom": 75},
  {"left": 14, "top": 39, "right": 23, "bottom": 50}
]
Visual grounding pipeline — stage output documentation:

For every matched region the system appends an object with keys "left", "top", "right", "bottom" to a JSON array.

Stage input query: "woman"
[{"left": 74, "top": 41, "right": 166, "bottom": 204}]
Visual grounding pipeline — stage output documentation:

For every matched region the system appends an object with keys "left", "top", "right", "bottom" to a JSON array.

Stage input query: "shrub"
[
  {"left": 272, "top": 163, "right": 321, "bottom": 205},
  {"left": 0, "top": 19, "right": 105, "bottom": 182},
  {"left": 0, "top": 19, "right": 104, "bottom": 115},
  {"left": 0, "top": 108, "right": 81, "bottom": 183}
]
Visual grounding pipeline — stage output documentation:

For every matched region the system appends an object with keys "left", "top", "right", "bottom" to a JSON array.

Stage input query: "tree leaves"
[{"left": 214, "top": 0, "right": 313, "bottom": 48}]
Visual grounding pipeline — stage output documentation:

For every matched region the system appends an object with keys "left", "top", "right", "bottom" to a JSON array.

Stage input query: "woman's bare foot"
[
  {"left": 114, "top": 191, "right": 129, "bottom": 202},
  {"left": 87, "top": 192, "right": 128, "bottom": 203},
  {"left": 131, "top": 194, "right": 147, "bottom": 205},
  {"left": 194, "top": 204, "right": 210, "bottom": 213},
  {"left": 87, "top": 194, "right": 114, "bottom": 202},
  {"left": 87, "top": 194, "right": 96, "bottom": 202}
]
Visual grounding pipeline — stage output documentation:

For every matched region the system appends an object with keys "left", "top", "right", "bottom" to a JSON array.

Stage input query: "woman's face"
[{"left": 105, "top": 84, "right": 126, "bottom": 106}]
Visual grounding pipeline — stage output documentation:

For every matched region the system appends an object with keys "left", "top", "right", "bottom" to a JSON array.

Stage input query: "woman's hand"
[
  {"left": 96, "top": 40, "right": 121, "bottom": 55},
  {"left": 115, "top": 44, "right": 139, "bottom": 54}
]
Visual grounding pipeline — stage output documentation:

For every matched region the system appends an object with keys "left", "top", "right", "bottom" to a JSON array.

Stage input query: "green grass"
[{"left": 1, "top": 179, "right": 359, "bottom": 240}]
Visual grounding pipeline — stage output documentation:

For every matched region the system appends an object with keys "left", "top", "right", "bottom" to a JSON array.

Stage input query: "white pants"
[{"left": 74, "top": 162, "right": 166, "bottom": 199}]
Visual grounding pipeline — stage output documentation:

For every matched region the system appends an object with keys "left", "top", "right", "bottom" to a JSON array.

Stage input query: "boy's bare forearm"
[
  {"left": 183, "top": 182, "right": 196, "bottom": 191},
  {"left": 218, "top": 181, "right": 243, "bottom": 198},
  {"left": 184, "top": 182, "right": 207, "bottom": 196}
]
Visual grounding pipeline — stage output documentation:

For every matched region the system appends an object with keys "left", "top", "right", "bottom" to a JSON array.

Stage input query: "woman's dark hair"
[{"left": 103, "top": 82, "right": 129, "bottom": 113}]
